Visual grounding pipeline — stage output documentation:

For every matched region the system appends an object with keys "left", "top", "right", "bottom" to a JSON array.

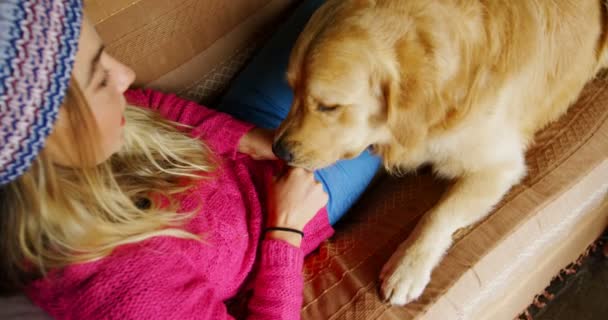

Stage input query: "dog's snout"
[{"left": 272, "top": 139, "right": 294, "bottom": 162}]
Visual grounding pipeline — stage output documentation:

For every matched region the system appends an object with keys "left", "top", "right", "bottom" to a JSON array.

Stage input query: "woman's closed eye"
[{"left": 97, "top": 69, "right": 109, "bottom": 89}]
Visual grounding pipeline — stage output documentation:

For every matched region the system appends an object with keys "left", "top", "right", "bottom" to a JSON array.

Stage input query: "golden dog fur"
[{"left": 275, "top": 0, "right": 608, "bottom": 305}]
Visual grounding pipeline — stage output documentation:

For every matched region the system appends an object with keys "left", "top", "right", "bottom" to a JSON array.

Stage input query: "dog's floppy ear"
[
  {"left": 286, "top": 1, "right": 345, "bottom": 88},
  {"left": 378, "top": 65, "right": 434, "bottom": 168},
  {"left": 382, "top": 75, "right": 427, "bottom": 145}
]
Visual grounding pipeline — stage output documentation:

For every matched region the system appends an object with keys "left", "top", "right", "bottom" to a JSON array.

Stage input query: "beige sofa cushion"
[{"left": 90, "top": 0, "right": 297, "bottom": 104}]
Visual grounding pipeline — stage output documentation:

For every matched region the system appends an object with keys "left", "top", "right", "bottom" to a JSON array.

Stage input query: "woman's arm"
[
  {"left": 125, "top": 88, "right": 255, "bottom": 159},
  {"left": 248, "top": 239, "right": 306, "bottom": 319},
  {"left": 247, "top": 168, "right": 330, "bottom": 318}
]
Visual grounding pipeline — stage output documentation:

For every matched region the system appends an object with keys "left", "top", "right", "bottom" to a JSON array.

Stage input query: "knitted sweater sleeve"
[
  {"left": 248, "top": 240, "right": 305, "bottom": 320},
  {"left": 124, "top": 88, "right": 255, "bottom": 159}
]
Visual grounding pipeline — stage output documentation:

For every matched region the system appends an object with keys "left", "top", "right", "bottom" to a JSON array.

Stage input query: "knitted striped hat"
[{"left": 0, "top": 0, "right": 83, "bottom": 185}]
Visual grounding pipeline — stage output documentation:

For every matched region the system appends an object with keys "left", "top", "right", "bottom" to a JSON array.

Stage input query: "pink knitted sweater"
[{"left": 26, "top": 89, "right": 335, "bottom": 320}]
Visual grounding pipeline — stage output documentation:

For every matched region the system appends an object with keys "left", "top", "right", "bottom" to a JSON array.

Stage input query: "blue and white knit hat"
[{"left": 0, "top": 0, "right": 83, "bottom": 185}]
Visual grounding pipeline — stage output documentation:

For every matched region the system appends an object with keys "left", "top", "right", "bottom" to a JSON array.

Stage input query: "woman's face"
[{"left": 46, "top": 16, "right": 135, "bottom": 167}]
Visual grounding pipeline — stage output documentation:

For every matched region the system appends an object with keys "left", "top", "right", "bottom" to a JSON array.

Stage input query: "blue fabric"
[{"left": 218, "top": 0, "right": 381, "bottom": 225}]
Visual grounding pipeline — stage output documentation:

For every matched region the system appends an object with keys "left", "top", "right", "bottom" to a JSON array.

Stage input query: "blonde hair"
[{"left": 0, "top": 81, "right": 216, "bottom": 294}]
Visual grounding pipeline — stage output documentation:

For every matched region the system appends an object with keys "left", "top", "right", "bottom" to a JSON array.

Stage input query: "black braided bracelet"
[{"left": 263, "top": 227, "right": 304, "bottom": 238}]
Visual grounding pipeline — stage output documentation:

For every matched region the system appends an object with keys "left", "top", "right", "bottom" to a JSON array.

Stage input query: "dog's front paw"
[{"left": 379, "top": 247, "right": 434, "bottom": 306}]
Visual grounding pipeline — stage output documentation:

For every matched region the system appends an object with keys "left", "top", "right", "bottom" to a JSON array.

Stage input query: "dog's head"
[
  {"left": 274, "top": 3, "right": 437, "bottom": 170},
  {"left": 274, "top": 34, "right": 390, "bottom": 169}
]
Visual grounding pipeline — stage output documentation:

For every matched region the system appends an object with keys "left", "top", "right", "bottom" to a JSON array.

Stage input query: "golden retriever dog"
[{"left": 272, "top": 0, "right": 608, "bottom": 306}]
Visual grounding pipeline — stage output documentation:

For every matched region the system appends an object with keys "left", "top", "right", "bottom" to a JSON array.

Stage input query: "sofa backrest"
[{"left": 86, "top": 0, "right": 297, "bottom": 103}]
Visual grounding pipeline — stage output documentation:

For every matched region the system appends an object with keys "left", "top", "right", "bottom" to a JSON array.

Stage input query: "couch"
[{"left": 2, "top": 1, "right": 607, "bottom": 319}]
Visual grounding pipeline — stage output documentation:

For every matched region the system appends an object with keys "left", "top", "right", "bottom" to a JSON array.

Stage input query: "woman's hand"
[
  {"left": 265, "top": 168, "right": 328, "bottom": 247},
  {"left": 238, "top": 127, "right": 277, "bottom": 160}
]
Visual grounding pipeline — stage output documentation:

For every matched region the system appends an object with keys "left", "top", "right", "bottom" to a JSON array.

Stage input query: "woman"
[{"left": 0, "top": 0, "right": 380, "bottom": 319}]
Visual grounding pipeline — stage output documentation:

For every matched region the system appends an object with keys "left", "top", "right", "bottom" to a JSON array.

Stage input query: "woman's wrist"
[{"left": 264, "top": 227, "right": 303, "bottom": 247}]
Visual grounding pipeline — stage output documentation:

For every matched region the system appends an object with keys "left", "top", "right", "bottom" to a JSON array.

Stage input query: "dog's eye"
[{"left": 318, "top": 105, "right": 338, "bottom": 112}]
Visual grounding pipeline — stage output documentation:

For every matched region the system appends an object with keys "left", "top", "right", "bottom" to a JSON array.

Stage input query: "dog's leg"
[{"left": 379, "top": 157, "right": 525, "bottom": 306}]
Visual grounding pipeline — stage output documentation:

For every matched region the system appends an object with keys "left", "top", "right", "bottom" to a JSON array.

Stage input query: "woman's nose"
[{"left": 112, "top": 57, "right": 135, "bottom": 93}]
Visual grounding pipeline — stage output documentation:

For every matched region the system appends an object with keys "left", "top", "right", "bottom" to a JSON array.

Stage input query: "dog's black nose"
[{"left": 272, "top": 140, "right": 294, "bottom": 162}]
